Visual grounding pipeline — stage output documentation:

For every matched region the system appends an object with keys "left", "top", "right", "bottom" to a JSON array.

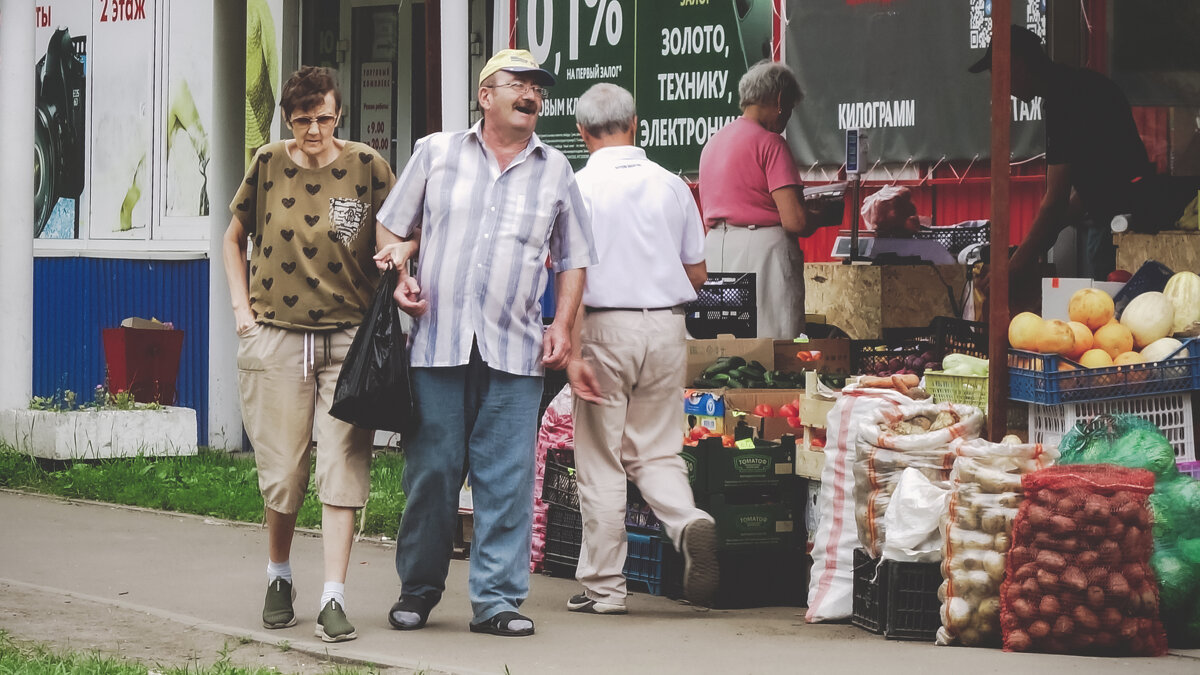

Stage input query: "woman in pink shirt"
[{"left": 698, "top": 61, "right": 821, "bottom": 339}]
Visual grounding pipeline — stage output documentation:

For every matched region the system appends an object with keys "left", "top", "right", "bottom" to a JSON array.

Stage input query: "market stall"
[{"left": 511, "top": 0, "right": 1200, "bottom": 658}]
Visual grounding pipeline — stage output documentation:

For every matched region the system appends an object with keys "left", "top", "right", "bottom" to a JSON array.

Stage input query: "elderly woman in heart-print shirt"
[{"left": 222, "top": 65, "right": 395, "bottom": 643}]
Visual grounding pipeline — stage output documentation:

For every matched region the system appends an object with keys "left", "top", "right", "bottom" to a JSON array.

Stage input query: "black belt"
[{"left": 584, "top": 305, "right": 684, "bottom": 314}]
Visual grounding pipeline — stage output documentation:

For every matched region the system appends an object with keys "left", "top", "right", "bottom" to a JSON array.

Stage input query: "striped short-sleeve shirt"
[{"left": 377, "top": 122, "right": 596, "bottom": 377}]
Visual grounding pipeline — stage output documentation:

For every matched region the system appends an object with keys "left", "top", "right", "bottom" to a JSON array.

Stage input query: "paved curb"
[{"left": 0, "top": 577, "right": 481, "bottom": 675}]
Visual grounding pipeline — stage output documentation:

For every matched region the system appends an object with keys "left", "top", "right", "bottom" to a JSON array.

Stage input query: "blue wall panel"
[{"left": 33, "top": 257, "right": 209, "bottom": 443}]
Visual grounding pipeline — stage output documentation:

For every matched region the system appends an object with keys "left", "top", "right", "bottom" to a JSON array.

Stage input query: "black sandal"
[
  {"left": 387, "top": 595, "right": 434, "bottom": 631},
  {"left": 469, "top": 610, "right": 535, "bottom": 637}
]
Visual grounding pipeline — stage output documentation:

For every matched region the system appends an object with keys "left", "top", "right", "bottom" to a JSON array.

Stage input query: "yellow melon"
[
  {"left": 1068, "top": 288, "right": 1116, "bottom": 332},
  {"left": 1078, "top": 349, "right": 1115, "bottom": 369},
  {"left": 1008, "top": 312, "right": 1044, "bottom": 352},
  {"left": 1093, "top": 322, "right": 1134, "bottom": 360},
  {"left": 1036, "top": 319, "right": 1076, "bottom": 356},
  {"left": 1064, "top": 321, "right": 1093, "bottom": 360}
]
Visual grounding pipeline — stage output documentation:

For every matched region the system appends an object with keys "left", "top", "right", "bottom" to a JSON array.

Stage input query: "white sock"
[
  {"left": 321, "top": 582, "right": 346, "bottom": 611},
  {"left": 267, "top": 560, "right": 292, "bottom": 584}
]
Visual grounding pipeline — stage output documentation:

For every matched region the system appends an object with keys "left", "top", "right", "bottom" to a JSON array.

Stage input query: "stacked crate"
[{"left": 674, "top": 435, "right": 808, "bottom": 608}]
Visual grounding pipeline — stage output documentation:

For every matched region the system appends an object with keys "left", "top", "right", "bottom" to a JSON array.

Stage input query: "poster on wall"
[
  {"left": 34, "top": 2, "right": 90, "bottom": 240},
  {"left": 246, "top": 0, "right": 284, "bottom": 166},
  {"left": 360, "top": 62, "right": 393, "bottom": 155},
  {"left": 516, "top": 0, "right": 771, "bottom": 173},
  {"left": 784, "top": 0, "right": 1046, "bottom": 166},
  {"left": 163, "top": 1, "right": 214, "bottom": 222},
  {"left": 88, "top": 0, "right": 156, "bottom": 240}
]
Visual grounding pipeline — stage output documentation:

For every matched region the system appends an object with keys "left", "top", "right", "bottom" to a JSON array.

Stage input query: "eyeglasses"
[
  {"left": 290, "top": 114, "right": 339, "bottom": 130},
  {"left": 485, "top": 81, "right": 549, "bottom": 99}
]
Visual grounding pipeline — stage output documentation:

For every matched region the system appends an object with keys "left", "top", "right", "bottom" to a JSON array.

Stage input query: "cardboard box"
[
  {"left": 120, "top": 316, "right": 171, "bottom": 330},
  {"left": 681, "top": 436, "right": 796, "bottom": 496},
  {"left": 773, "top": 338, "right": 852, "bottom": 375},
  {"left": 1041, "top": 278, "right": 1126, "bottom": 322},
  {"left": 793, "top": 448, "right": 826, "bottom": 480},
  {"left": 686, "top": 335, "right": 775, "bottom": 384},
  {"left": 699, "top": 490, "right": 796, "bottom": 549},
  {"left": 684, "top": 390, "right": 725, "bottom": 435}
]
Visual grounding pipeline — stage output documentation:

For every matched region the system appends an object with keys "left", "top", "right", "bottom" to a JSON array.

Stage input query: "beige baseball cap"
[{"left": 478, "top": 49, "right": 556, "bottom": 87}]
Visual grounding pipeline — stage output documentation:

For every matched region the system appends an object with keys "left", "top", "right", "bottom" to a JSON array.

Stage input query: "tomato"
[
  {"left": 778, "top": 403, "right": 799, "bottom": 418},
  {"left": 786, "top": 416, "right": 803, "bottom": 428},
  {"left": 721, "top": 435, "right": 736, "bottom": 447},
  {"left": 689, "top": 425, "right": 710, "bottom": 441},
  {"left": 753, "top": 403, "right": 776, "bottom": 417},
  {"left": 810, "top": 437, "right": 825, "bottom": 448},
  {"left": 1107, "top": 270, "right": 1132, "bottom": 283}
]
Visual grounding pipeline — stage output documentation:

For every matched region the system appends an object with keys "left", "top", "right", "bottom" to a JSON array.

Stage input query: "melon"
[
  {"left": 1093, "top": 322, "right": 1134, "bottom": 360},
  {"left": 1078, "top": 349, "right": 1115, "bottom": 369},
  {"left": 1140, "top": 337, "right": 1185, "bottom": 363},
  {"left": 1162, "top": 271, "right": 1200, "bottom": 333},
  {"left": 1064, "top": 321, "right": 1093, "bottom": 360},
  {"left": 1120, "top": 292, "right": 1175, "bottom": 349},
  {"left": 1068, "top": 288, "right": 1115, "bottom": 331},
  {"left": 1114, "top": 351, "right": 1148, "bottom": 382},
  {"left": 1008, "top": 312, "right": 1044, "bottom": 351},
  {"left": 1036, "top": 320, "right": 1076, "bottom": 355}
]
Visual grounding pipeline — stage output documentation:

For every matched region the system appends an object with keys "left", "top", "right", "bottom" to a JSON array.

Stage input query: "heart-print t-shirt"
[{"left": 230, "top": 140, "right": 397, "bottom": 331}]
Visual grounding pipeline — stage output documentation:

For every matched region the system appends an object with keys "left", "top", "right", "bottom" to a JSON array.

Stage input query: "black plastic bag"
[{"left": 330, "top": 268, "right": 415, "bottom": 434}]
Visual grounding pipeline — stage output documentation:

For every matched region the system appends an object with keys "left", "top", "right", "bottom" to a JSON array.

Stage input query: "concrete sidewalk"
[{"left": 0, "top": 490, "right": 1195, "bottom": 675}]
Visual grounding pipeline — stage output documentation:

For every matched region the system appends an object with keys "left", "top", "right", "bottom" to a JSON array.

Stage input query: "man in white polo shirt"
[{"left": 566, "top": 83, "right": 718, "bottom": 614}]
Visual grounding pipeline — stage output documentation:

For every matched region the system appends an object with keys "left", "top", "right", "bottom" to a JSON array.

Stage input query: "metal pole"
[
  {"left": 207, "top": 0, "right": 247, "bottom": 449},
  {"left": 441, "top": 0, "right": 469, "bottom": 132},
  {"left": 0, "top": 1, "right": 36, "bottom": 411},
  {"left": 987, "top": 2, "right": 1012, "bottom": 440}
]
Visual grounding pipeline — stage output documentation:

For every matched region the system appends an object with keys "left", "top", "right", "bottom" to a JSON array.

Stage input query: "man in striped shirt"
[{"left": 374, "top": 49, "right": 596, "bottom": 638}]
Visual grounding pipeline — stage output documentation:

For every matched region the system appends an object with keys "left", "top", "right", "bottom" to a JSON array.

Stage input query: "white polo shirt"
[{"left": 574, "top": 145, "right": 706, "bottom": 309}]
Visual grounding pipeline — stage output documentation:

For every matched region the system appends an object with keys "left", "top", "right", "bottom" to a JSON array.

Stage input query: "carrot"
[{"left": 859, "top": 376, "right": 895, "bottom": 389}]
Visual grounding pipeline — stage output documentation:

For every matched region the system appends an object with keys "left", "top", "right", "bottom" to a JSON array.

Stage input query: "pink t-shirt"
[{"left": 698, "top": 117, "right": 801, "bottom": 228}]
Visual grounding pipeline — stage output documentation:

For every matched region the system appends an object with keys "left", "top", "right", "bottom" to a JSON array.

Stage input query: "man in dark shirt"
[{"left": 971, "top": 25, "right": 1152, "bottom": 286}]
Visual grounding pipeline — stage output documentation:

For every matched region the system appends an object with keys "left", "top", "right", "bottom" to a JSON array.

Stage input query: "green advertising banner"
[
  {"left": 784, "top": 0, "right": 1047, "bottom": 166},
  {"left": 516, "top": 0, "right": 774, "bottom": 173}
]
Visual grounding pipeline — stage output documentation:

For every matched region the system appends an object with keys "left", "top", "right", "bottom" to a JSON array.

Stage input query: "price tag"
[{"left": 735, "top": 438, "right": 756, "bottom": 450}]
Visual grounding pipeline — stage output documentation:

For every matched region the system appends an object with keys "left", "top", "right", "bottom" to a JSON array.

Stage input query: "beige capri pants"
[{"left": 236, "top": 322, "right": 373, "bottom": 514}]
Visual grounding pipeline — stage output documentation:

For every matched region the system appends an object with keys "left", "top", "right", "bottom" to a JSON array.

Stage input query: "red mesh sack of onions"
[{"left": 1000, "top": 464, "right": 1167, "bottom": 656}]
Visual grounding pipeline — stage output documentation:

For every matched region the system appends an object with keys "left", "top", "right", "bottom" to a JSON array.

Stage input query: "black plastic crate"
[
  {"left": 912, "top": 222, "right": 990, "bottom": 254},
  {"left": 545, "top": 504, "right": 582, "bottom": 562},
  {"left": 930, "top": 316, "right": 987, "bottom": 360},
  {"left": 850, "top": 332, "right": 936, "bottom": 376},
  {"left": 851, "top": 549, "right": 942, "bottom": 641},
  {"left": 685, "top": 273, "right": 757, "bottom": 338},
  {"left": 852, "top": 548, "right": 886, "bottom": 634},
  {"left": 542, "top": 551, "right": 578, "bottom": 579},
  {"left": 885, "top": 556, "right": 943, "bottom": 641},
  {"left": 541, "top": 461, "right": 580, "bottom": 510}
]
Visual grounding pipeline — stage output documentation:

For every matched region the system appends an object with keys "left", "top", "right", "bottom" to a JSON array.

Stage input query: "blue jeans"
[{"left": 395, "top": 348, "right": 542, "bottom": 623}]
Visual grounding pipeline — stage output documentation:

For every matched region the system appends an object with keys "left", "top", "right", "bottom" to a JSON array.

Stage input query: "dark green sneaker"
[
  {"left": 262, "top": 578, "right": 297, "bottom": 629},
  {"left": 316, "top": 599, "right": 357, "bottom": 643}
]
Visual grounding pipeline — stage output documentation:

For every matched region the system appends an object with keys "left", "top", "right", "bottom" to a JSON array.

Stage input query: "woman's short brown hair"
[{"left": 279, "top": 66, "right": 342, "bottom": 119}]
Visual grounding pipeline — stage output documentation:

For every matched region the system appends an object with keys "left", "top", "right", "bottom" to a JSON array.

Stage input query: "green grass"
[
  {"left": 0, "top": 445, "right": 406, "bottom": 537},
  {"left": 0, "top": 631, "right": 382, "bottom": 675}
]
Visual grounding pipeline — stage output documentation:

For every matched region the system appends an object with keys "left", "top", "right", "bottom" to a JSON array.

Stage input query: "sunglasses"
[{"left": 290, "top": 114, "right": 339, "bottom": 130}]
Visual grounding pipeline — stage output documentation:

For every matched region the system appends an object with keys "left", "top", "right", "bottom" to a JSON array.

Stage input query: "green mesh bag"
[{"left": 1058, "top": 414, "right": 1178, "bottom": 478}]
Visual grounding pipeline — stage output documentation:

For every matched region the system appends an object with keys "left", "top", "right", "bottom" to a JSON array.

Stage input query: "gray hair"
[
  {"left": 575, "top": 83, "right": 636, "bottom": 137},
  {"left": 738, "top": 60, "right": 803, "bottom": 110}
]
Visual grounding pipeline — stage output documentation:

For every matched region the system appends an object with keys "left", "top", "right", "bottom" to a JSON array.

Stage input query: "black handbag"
[{"left": 330, "top": 268, "right": 415, "bottom": 434}]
